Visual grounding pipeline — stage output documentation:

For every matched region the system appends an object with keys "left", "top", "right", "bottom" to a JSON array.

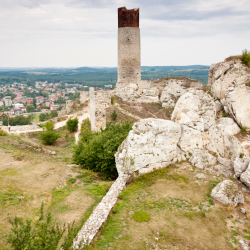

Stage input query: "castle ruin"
[{"left": 117, "top": 7, "right": 141, "bottom": 87}]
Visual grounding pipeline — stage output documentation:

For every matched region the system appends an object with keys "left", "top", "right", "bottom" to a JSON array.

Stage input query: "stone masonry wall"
[
  {"left": 89, "top": 88, "right": 111, "bottom": 131},
  {"left": 117, "top": 27, "right": 141, "bottom": 85}
]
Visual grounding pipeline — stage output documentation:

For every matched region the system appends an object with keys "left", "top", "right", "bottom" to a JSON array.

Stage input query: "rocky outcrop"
[
  {"left": 240, "top": 162, "right": 250, "bottom": 188},
  {"left": 210, "top": 59, "right": 250, "bottom": 128},
  {"left": 115, "top": 119, "right": 184, "bottom": 176},
  {"left": 217, "top": 117, "right": 240, "bottom": 135},
  {"left": 171, "top": 89, "right": 216, "bottom": 132},
  {"left": 211, "top": 180, "right": 244, "bottom": 206},
  {"left": 234, "top": 157, "right": 250, "bottom": 178},
  {"left": 114, "top": 77, "right": 203, "bottom": 108}
]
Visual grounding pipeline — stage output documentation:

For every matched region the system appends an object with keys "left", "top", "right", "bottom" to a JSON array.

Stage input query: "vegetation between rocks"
[{"left": 73, "top": 121, "right": 133, "bottom": 179}]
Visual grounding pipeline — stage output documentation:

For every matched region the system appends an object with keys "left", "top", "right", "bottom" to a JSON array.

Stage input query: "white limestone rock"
[
  {"left": 208, "top": 164, "right": 233, "bottom": 178},
  {"left": 207, "top": 124, "right": 242, "bottom": 160},
  {"left": 115, "top": 118, "right": 182, "bottom": 176},
  {"left": 171, "top": 89, "right": 216, "bottom": 131},
  {"left": 240, "top": 163, "right": 250, "bottom": 188},
  {"left": 210, "top": 59, "right": 250, "bottom": 128},
  {"left": 217, "top": 117, "right": 240, "bottom": 135},
  {"left": 224, "top": 84, "right": 250, "bottom": 128},
  {"left": 178, "top": 125, "right": 204, "bottom": 152},
  {"left": 189, "top": 150, "right": 217, "bottom": 170},
  {"left": 242, "top": 141, "right": 250, "bottom": 158},
  {"left": 239, "top": 239, "right": 249, "bottom": 250},
  {"left": 234, "top": 157, "right": 250, "bottom": 178},
  {"left": 211, "top": 180, "right": 244, "bottom": 206}
]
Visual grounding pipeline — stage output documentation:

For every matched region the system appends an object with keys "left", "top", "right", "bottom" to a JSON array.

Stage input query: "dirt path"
[{"left": 114, "top": 103, "right": 141, "bottom": 121}]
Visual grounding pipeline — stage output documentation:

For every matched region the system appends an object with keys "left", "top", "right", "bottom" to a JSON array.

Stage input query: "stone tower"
[{"left": 117, "top": 7, "right": 141, "bottom": 85}]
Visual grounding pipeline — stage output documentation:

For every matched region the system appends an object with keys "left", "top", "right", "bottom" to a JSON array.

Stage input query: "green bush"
[
  {"left": 39, "top": 113, "right": 51, "bottom": 122},
  {"left": 111, "top": 95, "right": 114, "bottom": 105},
  {"left": 242, "top": 49, "right": 250, "bottom": 66},
  {"left": 40, "top": 130, "right": 60, "bottom": 145},
  {"left": 45, "top": 121, "right": 54, "bottom": 131},
  {"left": 2, "top": 115, "right": 31, "bottom": 126},
  {"left": 133, "top": 211, "right": 150, "bottom": 222},
  {"left": 81, "top": 118, "right": 91, "bottom": 133},
  {"left": 111, "top": 110, "right": 117, "bottom": 120},
  {"left": 6, "top": 203, "right": 78, "bottom": 250},
  {"left": 0, "top": 128, "right": 8, "bottom": 136},
  {"left": 66, "top": 117, "right": 78, "bottom": 132},
  {"left": 73, "top": 121, "right": 133, "bottom": 179},
  {"left": 51, "top": 111, "right": 58, "bottom": 118}
]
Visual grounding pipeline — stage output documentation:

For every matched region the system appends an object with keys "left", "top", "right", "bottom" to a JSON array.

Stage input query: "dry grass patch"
[{"left": 91, "top": 164, "right": 236, "bottom": 250}]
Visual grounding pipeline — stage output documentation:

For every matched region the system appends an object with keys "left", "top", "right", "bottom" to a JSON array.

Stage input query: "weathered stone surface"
[
  {"left": 242, "top": 141, "right": 250, "bottom": 158},
  {"left": 211, "top": 180, "right": 244, "bottom": 206},
  {"left": 234, "top": 157, "right": 250, "bottom": 177},
  {"left": 189, "top": 150, "right": 216, "bottom": 170},
  {"left": 239, "top": 239, "right": 250, "bottom": 250},
  {"left": 208, "top": 164, "right": 234, "bottom": 178},
  {"left": 72, "top": 174, "right": 130, "bottom": 249},
  {"left": 115, "top": 77, "right": 203, "bottom": 106},
  {"left": 89, "top": 87, "right": 110, "bottom": 131},
  {"left": 115, "top": 118, "right": 183, "bottom": 176},
  {"left": 224, "top": 84, "right": 250, "bottom": 128},
  {"left": 207, "top": 124, "right": 242, "bottom": 160},
  {"left": 240, "top": 163, "right": 250, "bottom": 188},
  {"left": 80, "top": 91, "right": 88, "bottom": 104},
  {"left": 118, "top": 7, "right": 139, "bottom": 28},
  {"left": 210, "top": 59, "right": 250, "bottom": 128},
  {"left": 171, "top": 89, "right": 216, "bottom": 131},
  {"left": 217, "top": 117, "right": 240, "bottom": 135},
  {"left": 195, "top": 173, "right": 206, "bottom": 179}
]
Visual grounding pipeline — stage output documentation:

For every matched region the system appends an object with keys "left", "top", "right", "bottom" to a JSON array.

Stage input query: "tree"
[
  {"left": 73, "top": 121, "right": 133, "bottom": 179},
  {"left": 28, "top": 113, "right": 35, "bottom": 122},
  {"left": 26, "top": 104, "right": 35, "bottom": 113},
  {"left": 66, "top": 118, "right": 78, "bottom": 132},
  {"left": 51, "top": 111, "right": 58, "bottom": 118},
  {"left": 42, "top": 91, "right": 48, "bottom": 97},
  {"left": 40, "top": 122, "right": 60, "bottom": 145},
  {"left": 33, "top": 98, "right": 37, "bottom": 109}
]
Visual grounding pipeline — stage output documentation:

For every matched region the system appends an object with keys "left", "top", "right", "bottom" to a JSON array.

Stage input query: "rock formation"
[
  {"left": 209, "top": 58, "right": 250, "bottom": 128},
  {"left": 211, "top": 180, "right": 244, "bottom": 206}
]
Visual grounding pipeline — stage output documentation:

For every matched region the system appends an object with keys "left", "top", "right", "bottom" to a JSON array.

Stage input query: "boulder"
[
  {"left": 115, "top": 118, "right": 183, "bottom": 176},
  {"left": 211, "top": 180, "right": 244, "bottom": 206},
  {"left": 234, "top": 157, "right": 250, "bottom": 177},
  {"left": 189, "top": 150, "right": 217, "bottom": 170},
  {"left": 240, "top": 163, "right": 250, "bottom": 188},
  {"left": 217, "top": 117, "right": 240, "bottom": 135},
  {"left": 171, "top": 89, "right": 216, "bottom": 131},
  {"left": 210, "top": 59, "right": 250, "bottom": 128},
  {"left": 224, "top": 84, "right": 250, "bottom": 128},
  {"left": 207, "top": 125, "right": 242, "bottom": 160}
]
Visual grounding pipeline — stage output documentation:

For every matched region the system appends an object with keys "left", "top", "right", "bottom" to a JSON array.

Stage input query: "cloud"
[{"left": 0, "top": 0, "right": 249, "bottom": 67}]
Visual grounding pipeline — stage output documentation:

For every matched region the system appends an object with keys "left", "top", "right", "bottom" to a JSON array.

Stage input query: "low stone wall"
[
  {"left": 72, "top": 174, "right": 130, "bottom": 249},
  {"left": 0, "top": 125, "right": 42, "bottom": 133}
]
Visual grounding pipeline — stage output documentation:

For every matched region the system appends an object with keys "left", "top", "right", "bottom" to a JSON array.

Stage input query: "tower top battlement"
[{"left": 118, "top": 7, "right": 139, "bottom": 28}]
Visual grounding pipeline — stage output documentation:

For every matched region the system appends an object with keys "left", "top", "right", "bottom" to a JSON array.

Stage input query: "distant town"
[{"left": 0, "top": 81, "right": 88, "bottom": 116}]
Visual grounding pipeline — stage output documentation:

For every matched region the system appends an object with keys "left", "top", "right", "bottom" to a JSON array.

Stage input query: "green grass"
[
  {"left": 0, "top": 189, "right": 27, "bottom": 208},
  {"left": 133, "top": 211, "right": 150, "bottom": 222}
]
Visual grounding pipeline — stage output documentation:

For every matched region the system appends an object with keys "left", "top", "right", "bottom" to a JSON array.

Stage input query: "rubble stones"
[{"left": 211, "top": 180, "right": 244, "bottom": 206}]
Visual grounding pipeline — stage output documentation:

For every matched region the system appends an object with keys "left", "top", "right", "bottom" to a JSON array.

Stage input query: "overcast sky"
[{"left": 0, "top": 0, "right": 250, "bottom": 67}]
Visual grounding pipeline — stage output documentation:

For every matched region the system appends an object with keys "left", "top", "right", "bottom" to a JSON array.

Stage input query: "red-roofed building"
[
  {"left": 26, "top": 100, "right": 33, "bottom": 104},
  {"left": 50, "top": 96, "right": 58, "bottom": 101},
  {"left": 45, "top": 101, "right": 54, "bottom": 107}
]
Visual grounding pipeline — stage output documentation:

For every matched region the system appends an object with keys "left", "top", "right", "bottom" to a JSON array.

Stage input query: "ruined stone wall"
[
  {"left": 89, "top": 88, "right": 111, "bottom": 131},
  {"left": 89, "top": 87, "right": 96, "bottom": 131},
  {"left": 117, "top": 7, "right": 141, "bottom": 86},
  {"left": 79, "top": 91, "right": 88, "bottom": 104}
]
